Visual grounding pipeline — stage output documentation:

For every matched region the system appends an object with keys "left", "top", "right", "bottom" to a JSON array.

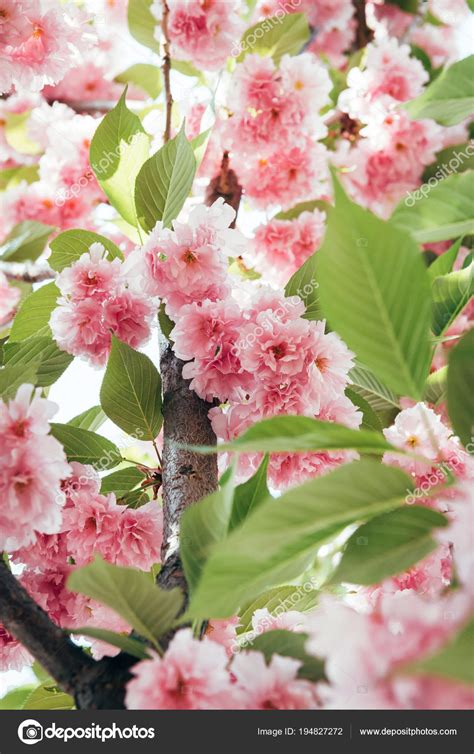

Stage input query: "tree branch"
[
  {"left": 0, "top": 261, "right": 55, "bottom": 283},
  {"left": 0, "top": 559, "right": 139, "bottom": 708},
  {"left": 351, "top": 0, "right": 374, "bottom": 51},
  {"left": 161, "top": 0, "right": 172, "bottom": 143},
  {"left": 205, "top": 151, "right": 242, "bottom": 228}
]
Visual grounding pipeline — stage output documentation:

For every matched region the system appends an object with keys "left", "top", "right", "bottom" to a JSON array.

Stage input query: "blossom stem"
[{"left": 161, "top": 0, "right": 173, "bottom": 144}]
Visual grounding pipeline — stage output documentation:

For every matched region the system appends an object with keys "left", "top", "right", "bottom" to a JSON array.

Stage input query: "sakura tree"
[{"left": 0, "top": 0, "right": 473, "bottom": 713}]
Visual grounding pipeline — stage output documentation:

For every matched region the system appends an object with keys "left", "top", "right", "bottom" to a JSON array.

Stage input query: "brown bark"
[{"left": 351, "top": 0, "right": 374, "bottom": 51}]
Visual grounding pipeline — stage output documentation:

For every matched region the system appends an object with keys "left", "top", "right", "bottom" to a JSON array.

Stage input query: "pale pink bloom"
[
  {"left": 310, "top": 321, "right": 356, "bottom": 398},
  {"left": 126, "top": 629, "right": 241, "bottom": 710},
  {"left": 61, "top": 461, "right": 101, "bottom": 499},
  {"left": 268, "top": 449, "right": 354, "bottom": 491},
  {"left": 383, "top": 402, "right": 461, "bottom": 475},
  {"left": 436, "top": 479, "right": 474, "bottom": 594},
  {"left": 206, "top": 616, "right": 240, "bottom": 657},
  {"left": 339, "top": 37, "right": 428, "bottom": 123},
  {"left": 0, "top": 625, "right": 32, "bottom": 672},
  {"left": 308, "top": 24, "right": 355, "bottom": 69},
  {"left": 368, "top": 1, "right": 412, "bottom": 37},
  {"left": 81, "top": 603, "right": 131, "bottom": 660},
  {"left": 0, "top": 271, "right": 21, "bottom": 325},
  {"left": 27, "top": 99, "right": 75, "bottom": 150},
  {"left": 43, "top": 62, "right": 124, "bottom": 105},
  {"left": 183, "top": 340, "right": 251, "bottom": 403},
  {"left": 237, "top": 139, "right": 329, "bottom": 210},
  {"left": 232, "top": 54, "right": 279, "bottom": 111},
  {"left": 171, "top": 299, "right": 244, "bottom": 362},
  {"left": 251, "top": 608, "right": 308, "bottom": 635},
  {"left": 11, "top": 531, "right": 69, "bottom": 569},
  {"left": 22, "top": 566, "right": 92, "bottom": 629},
  {"left": 50, "top": 297, "right": 112, "bottom": 367},
  {"left": 102, "top": 290, "right": 154, "bottom": 351},
  {"left": 115, "top": 501, "right": 163, "bottom": 571},
  {"left": 279, "top": 54, "right": 332, "bottom": 115},
  {"left": 410, "top": 24, "right": 456, "bottom": 68},
  {"left": 231, "top": 652, "right": 319, "bottom": 710},
  {"left": 56, "top": 243, "right": 122, "bottom": 302},
  {"left": 429, "top": 0, "right": 470, "bottom": 25},
  {"left": 0, "top": 1, "right": 95, "bottom": 94},
  {"left": 151, "top": 0, "right": 244, "bottom": 72},
  {"left": 61, "top": 491, "right": 121, "bottom": 566}
]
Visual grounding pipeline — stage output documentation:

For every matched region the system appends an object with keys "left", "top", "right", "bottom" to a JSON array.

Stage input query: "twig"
[
  {"left": 351, "top": 0, "right": 374, "bottom": 51},
  {"left": 161, "top": 0, "right": 173, "bottom": 143},
  {"left": 0, "top": 262, "right": 55, "bottom": 283}
]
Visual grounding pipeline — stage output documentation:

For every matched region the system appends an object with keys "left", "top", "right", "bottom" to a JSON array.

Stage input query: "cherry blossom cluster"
[
  {"left": 50, "top": 243, "right": 154, "bottom": 367},
  {"left": 335, "top": 36, "right": 470, "bottom": 217},
  {"left": 151, "top": 0, "right": 244, "bottom": 72},
  {"left": 223, "top": 52, "right": 332, "bottom": 210},
  {"left": 127, "top": 198, "right": 360, "bottom": 490},
  {"left": 248, "top": 208, "right": 326, "bottom": 287},
  {"left": 0, "top": 0, "right": 94, "bottom": 95}
]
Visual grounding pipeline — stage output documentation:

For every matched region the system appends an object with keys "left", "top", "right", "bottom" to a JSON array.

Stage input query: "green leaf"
[
  {"left": 100, "top": 336, "right": 162, "bottom": 440},
  {"left": 404, "top": 55, "right": 474, "bottom": 126},
  {"left": 229, "top": 455, "right": 270, "bottom": 531},
  {"left": 432, "top": 262, "right": 474, "bottom": 336},
  {"left": 422, "top": 144, "right": 474, "bottom": 183},
  {"left": 68, "top": 405, "right": 107, "bottom": 432},
  {"left": 392, "top": 171, "right": 474, "bottom": 243},
  {"left": 181, "top": 469, "right": 235, "bottom": 593},
  {"left": 22, "top": 683, "right": 74, "bottom": 710},
  {"left": 348, "top": 363, "right": 400, "bottom": 413},
  {"left": 0, "top": 164, "right": 38, "bottom": 191},
  {"left": 4, "top": 111, "right": 41, "bottom": 155},
  {"left": 158, "top": 302, "right": 174, "bottom": 340},
  {"left": 423, "top": 366, "right": 447, "bottom": 406},
  {"left": 186, "top": 460, "right": 414, "bottom": 618},
  {"left": 318, "top": 173, "right": 432, "bottom": 399},
  {"left": 0, "top": 363, "right": 38, "bottom": 400},
  {"left": 386, "top": 0, "right": 418, "bottom": 12},
  {"left": 237, "top": 13, "right": 310, "bottom": 64},
  {"left": 127, "top": 0, "right": 160, "bottom": 53},
  {"left": 284, "top": 253, "right": 321, "bottom": 320},
  {"left": 90, "top": 89, "right": 149, "bottom": 226},
  {"left": 3, "top": 336, "right": 73, "bottom": 387},
  {"left": 9, "top": 282, "right": 59, "bottom": 342},
  {"left": 345, "top": 387, "right": 383, "bottom": 433},
  {"left": 427, "top": 237, "right": 463, "bottom": 282},
  {"left": 115, "top": 64, "right": 162, "bottom": 99},
  {"left": 68, "top": 557, "right": 183, "bottom": 648},
  {"left": 249, "top": 630, "right": 326, "bottom": 682},
  {"left": 49, "top": 229, "right": 123, "bottom": 272},
  {"left": 0, "top": 221, "right": 55, "bottom": 262},
  {"left": 135, "top": 125, "right": 196, "bottom": 231},
  {"left": 238, "top": 585, "right": 318, "bottom": 634},
  {"left": 194, "top": 415, "right": 394, "bottom": 455},
  {"left": 100, "top": 466, "right": 146, "bottom": 495},
  {"left": 329, "top": 506, "right": 448, "bottom": 586},
  {"left": 277, "top": 200, "right": 330, "bottom": 221},
  {"left": 0, "top": 686, "right": 36, "bottom": 710},
  {"left": 447, "top": 329, "right": 474, "bottom": 447},
  {"left": 404, "top": 619, "right": 474, "bottom": 685},
  {"left": 49, "top": 423, "right": 121, "bottom": 470},
  {"left": 68, "top": 627, "right": 150, "bottom": 659}
]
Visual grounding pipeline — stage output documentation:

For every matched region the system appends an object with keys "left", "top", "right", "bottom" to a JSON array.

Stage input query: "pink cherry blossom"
[
  {"left": 56, "top": 243, "right": 122, "bottom": 302},
  {"left": 206, "top": 616, "right": 240, "bottom": 657},
  {"left": 126, "top": 628, "right": 241, "bottom": 709},
  {"left": 0, "top": 625, "right": 32, "bottom": 672},
  {"left": 61, "top": 491, "right": 122, "bottom": 566},
  {"left": 231, "top": 652, "right": 319, "bottom": 709},
  {"left": 115, "top": 501, "right": 163, "bottom": 571}
]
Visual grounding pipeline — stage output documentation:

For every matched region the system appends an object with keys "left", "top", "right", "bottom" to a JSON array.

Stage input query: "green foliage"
[
  {"left": 186, "top": 460, "right": 414, "bottom": 618},
  {"left": 68, "top": 627, "right": 150, "bottom": 659},
  {"left": 115, "top": 64, "right": 162, "bottom": 98},
  {"left": 250, "top": 630, "right": 326, "bottom": 682},
  {"left": 0, "top": 221, "right": 55, "bottom": 262},
  {"left": 100, "top": 466, "right": 147, "bottom": 496},
  {"left": 431, "top": 262, "right": 474, "bottom": 336},
  {"left": 90, "top": 89, "right": 149, "bottom": 226},
  {"left": 9, "top": 282, "right": 59, "bottom": 341},
  {"left": 68, "top": 557, "right": 183, "bottom": 649},
  {"left": 3, "top": 336, "right": 73, "bottom": 387},
  {"left": 49, "top": 423, "right": 122, "bottom": 470},
  {"left": 49, "top": 229, "right": 123, "bottom": 272},
  {"left": 127, "top": 0, "right": 161, "bottom": 53},
  {"left": 238, "top": 586, "right": 318, "bottom": 634},
  {"left": 68, "top": 405, "right": 107, "bottom": 432},
  {"left": 318, "top": 173, "right": 431, "bottom": 399},
  {"left": 100, "top": 336, "right": 162, "bottom": 440},
  {"left": 404, "top": 619, "right": 474, "bottom": 685},
  {"left": 392, "top": 171, "right": 474, "bottom": 243},
  {"left": 237, "top": 13, "right": 310, "bottom": 64},
  {"left": 447, "top": 329, "right": 474, "bottom": 448},
  {"left": 229, "top": 455, "right": 270, "bottom": 530},
  {"left": 404, "top": 55, "right": 474, "bottom": 125},
  {"left": 285, "top": 253, "right": 321, "bottom": 320},
  {"left": 328, "top": 506, "right": 448, "bottom": 586},
  {"left": 192, "top": 415, "right": 394, "bottom": 455},
  {"left": 427, "top": 237, "right": 463, "bottom": 282},
  {"left": 0, "top": 363, "right": 38, "bottom": 400},
  {"left": 135, "top": 125, "right": 196, "bottom": 231}
]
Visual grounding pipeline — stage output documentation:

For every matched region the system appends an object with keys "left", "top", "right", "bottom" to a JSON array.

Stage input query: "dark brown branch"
[
  {"left": 205, "top": 151, "right": 242, "bottom": 228},
  {"left": 0, "top": 559, "right": 138, "bottom": 708},
  {"left": 161, "top": 0, "right": 172, "bottom": 143},
  {"left": 351, "top": 0, "right": 374, "bottom": 50}
]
